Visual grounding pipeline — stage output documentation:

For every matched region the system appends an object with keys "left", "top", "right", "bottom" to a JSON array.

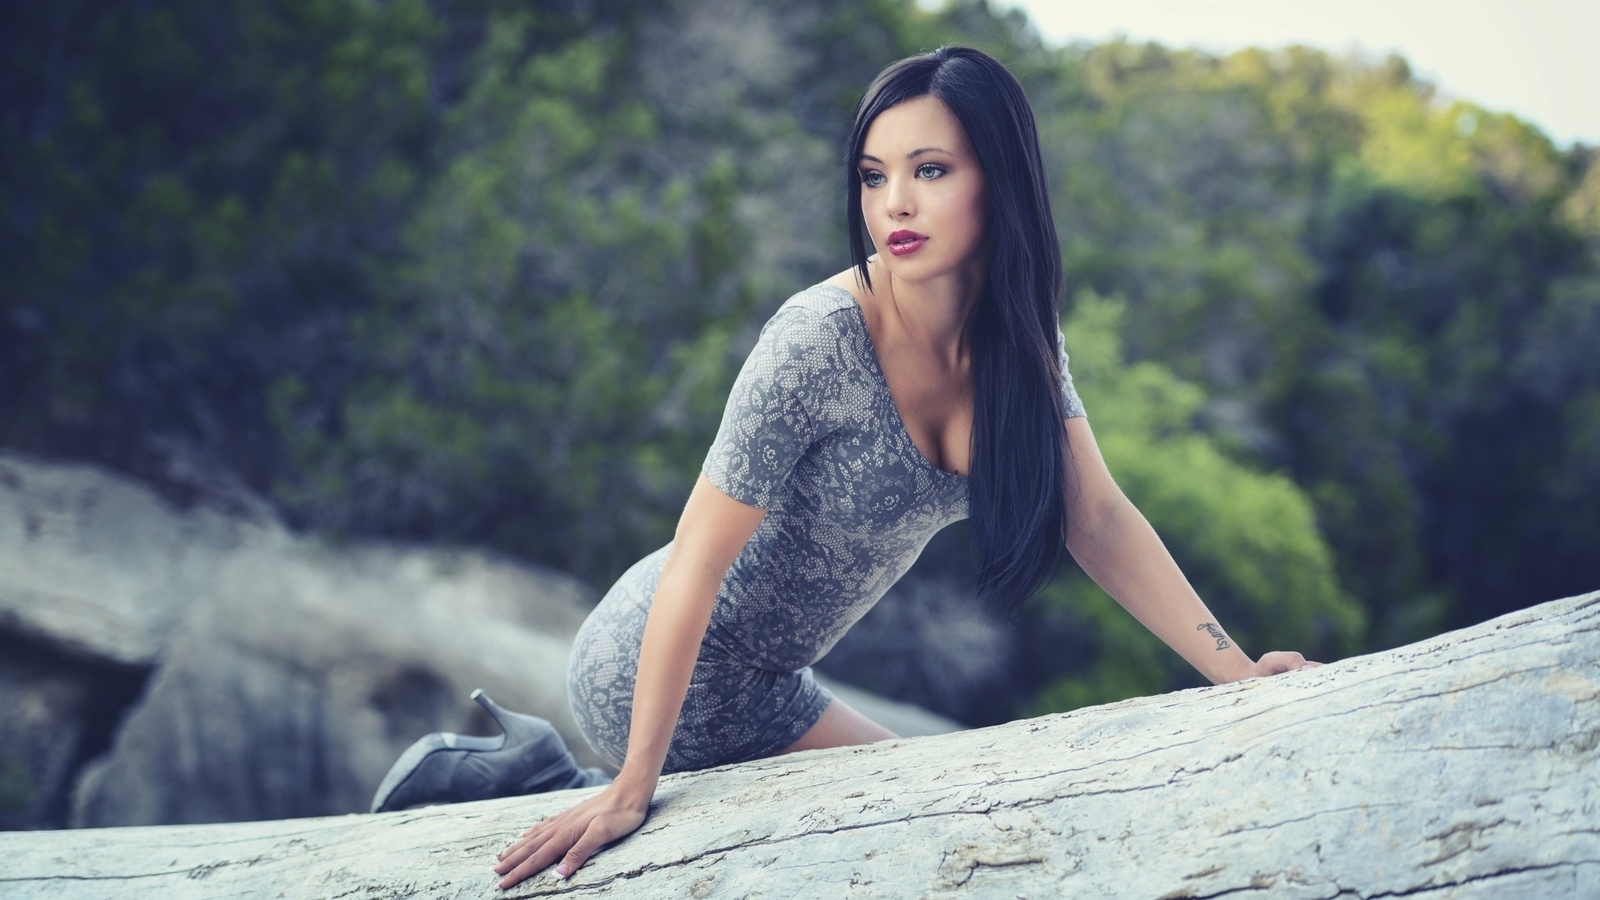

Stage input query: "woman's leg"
[{"left": 779, "top": 698, "right": 897, "bottom": 754}]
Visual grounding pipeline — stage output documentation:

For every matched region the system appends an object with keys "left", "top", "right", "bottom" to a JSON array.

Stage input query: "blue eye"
[
  {"left": 916, "top": 164, "right": 945, "bottom": 180},
  {"left": 859, "top": 170, "right": 885, "bottom": 188}
]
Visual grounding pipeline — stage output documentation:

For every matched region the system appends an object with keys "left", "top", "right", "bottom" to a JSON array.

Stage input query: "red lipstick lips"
[{"left": 886, "top": 229, "right": 927, "bottom": 257}]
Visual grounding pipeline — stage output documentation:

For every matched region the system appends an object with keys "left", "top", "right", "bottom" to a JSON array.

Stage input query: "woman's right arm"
[{"left": 491, "top": 473, "right": 765, "bottom": 888}]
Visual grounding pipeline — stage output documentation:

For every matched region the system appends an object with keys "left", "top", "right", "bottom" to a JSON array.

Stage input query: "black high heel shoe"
[{"left": 370, "top": 689, "right": 610, "bottom": 813}]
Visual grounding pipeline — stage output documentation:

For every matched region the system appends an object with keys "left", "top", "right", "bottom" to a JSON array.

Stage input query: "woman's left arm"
[{"left": 1061, "top": 417, "right": 1319, "bottom": 684}]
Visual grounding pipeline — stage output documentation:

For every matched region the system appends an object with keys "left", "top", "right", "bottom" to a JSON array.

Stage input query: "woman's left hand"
[{"left": 1244, "top": 650, "right": 1322, "bottom": 679}]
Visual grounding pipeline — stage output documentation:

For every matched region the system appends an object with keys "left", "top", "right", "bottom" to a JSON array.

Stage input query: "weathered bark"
[{"left": 4, "top": 591, "right": 1596, "bottom": 899}]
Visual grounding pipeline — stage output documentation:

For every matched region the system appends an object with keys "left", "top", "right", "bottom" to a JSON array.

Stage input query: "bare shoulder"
[{"left": 821, "top": 262, "right": 876, "bottom": 311}]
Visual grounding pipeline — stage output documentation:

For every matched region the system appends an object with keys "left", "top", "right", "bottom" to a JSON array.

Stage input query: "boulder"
[
  {"left": 69, "top": 538, "right": 604, "bottom": 827},
  {"left": 0, "top": 638, "right": 101, "bottom": 830},
  {"left": 0, "top": 452, "right": 609, "bottom": 829},
  {"left": 0, "top": 451, "right": 280, "bottom": 828},
  {"left": 0, "top": 451, "right": 285, "bottom": 668},
  {"left": 3, "top": 590, "right": 1594, "bottom": 898}
]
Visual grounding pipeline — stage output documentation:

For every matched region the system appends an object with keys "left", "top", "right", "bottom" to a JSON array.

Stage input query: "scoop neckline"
[{"left": 809, "top": 283, "right": 968, "bottom": 482}]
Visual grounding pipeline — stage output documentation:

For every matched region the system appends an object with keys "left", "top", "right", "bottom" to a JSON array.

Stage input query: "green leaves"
[
  {"left": 4, "top": 0, "right": 1598, "bottom": 712},
  {"left": 265, "top": 23, "right": 775, "bottom": 579},
  {"left": 1030, "top": 295, "right": 1362, "bottom": 712}
]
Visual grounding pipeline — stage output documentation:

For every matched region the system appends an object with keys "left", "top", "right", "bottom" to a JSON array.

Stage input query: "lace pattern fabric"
[{"left": 568, "top": 283, "right": 1086, "bottom": 772}]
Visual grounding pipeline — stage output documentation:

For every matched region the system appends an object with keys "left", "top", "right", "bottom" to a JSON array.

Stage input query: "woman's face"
[{"left": 857, "top": 95, "right": 989, "bottom": 289}]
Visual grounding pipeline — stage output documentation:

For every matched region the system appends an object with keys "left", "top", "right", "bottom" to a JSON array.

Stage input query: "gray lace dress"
[{"left": 567, "top": 283, "right": 1086, "bottom": 772}]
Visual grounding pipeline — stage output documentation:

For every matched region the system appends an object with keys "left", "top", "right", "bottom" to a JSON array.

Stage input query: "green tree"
[
  {"left": 1029, "top": 293, "right": 1363, "bottom": 712},
  {"left": 4, "top": 0, "right": 1598, "bottom": 697}
]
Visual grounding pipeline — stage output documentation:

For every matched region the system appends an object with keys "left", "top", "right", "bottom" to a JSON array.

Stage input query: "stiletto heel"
[
  {"left": 470, "top": 689, "right": 542, "bottom": 745},
  {"left": 370, "top": 690, "right": 611, "bottom": 813}
]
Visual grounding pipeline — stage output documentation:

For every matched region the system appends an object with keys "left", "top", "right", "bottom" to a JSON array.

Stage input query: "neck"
[{"left": 872, "top": 261, "right": 985, "bottom": 364}]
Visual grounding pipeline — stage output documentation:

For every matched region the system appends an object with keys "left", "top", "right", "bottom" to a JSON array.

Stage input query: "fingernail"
[{"left": 554, "top": 865, "right": 570, "bottom": 880}]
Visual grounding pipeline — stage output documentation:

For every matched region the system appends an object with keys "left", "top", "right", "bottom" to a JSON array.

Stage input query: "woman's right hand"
[
  {"left": 492, "top": 783, "right": 650, "bottom": 888},
  {"left": 494, "top": 477, "right": 762, "bottom": 888}
]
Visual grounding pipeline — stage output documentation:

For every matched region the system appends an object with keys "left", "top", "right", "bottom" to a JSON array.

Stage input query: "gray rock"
[
  {"left": 3, "top": 590, "right": 1595, "bottom": 898},
  {"left": 0, "top": 452, "right": 277, "bottom": 829},
  {"left": 0, "top": 452, "right": 616, "bottom": 828},
  {"left": 0, "top": 451, "right": 285, "bottom": 667},
  {"left": 0, "top": 646, "right": 96, "bottom": 830},
  {"left": 70, "top": 538, "right": 603, "bottom": 826}
]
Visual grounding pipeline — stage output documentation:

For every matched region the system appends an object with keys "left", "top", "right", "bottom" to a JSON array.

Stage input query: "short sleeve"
[
  {"left": 1058, "top": 328, "right": 1087, "bottom": 419},
  {"left": 702, "top": 305, "right": 837, "bottom": 508}
]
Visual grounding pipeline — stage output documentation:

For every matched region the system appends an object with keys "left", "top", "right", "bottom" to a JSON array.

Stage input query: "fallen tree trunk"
[{"left": 4, "top": 591, "right": 1597, "bottom": 899}]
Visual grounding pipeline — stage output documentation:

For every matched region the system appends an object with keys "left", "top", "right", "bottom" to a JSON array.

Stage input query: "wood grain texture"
[{"left": 4, "top": 591, "right": 1596, "bottom": 899}]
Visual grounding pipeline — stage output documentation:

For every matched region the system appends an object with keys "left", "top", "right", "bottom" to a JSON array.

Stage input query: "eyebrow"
[{"left": 858, "top": 146, "right": 952, "bottom": 164}]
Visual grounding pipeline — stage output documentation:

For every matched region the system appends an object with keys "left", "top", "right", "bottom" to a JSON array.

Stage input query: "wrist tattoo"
[{"left": 1197, "top": 622, "right": 1231, "bottom": 651}]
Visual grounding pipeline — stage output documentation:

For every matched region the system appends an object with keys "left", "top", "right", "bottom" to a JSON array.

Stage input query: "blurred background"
[{"left": 2, "top": 0, "right": 1597, "bottom": 829}]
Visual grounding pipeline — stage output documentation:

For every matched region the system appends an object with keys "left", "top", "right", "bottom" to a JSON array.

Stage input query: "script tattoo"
[{"left": 1197, "top": 622, "right": 1231, "bottom": 651}]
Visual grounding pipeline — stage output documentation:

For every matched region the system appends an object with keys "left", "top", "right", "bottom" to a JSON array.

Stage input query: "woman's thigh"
[
  {"left": 572, "top": 599, "right": 838, "bottom": 771},
  {"left": 780, "top": 697, "right": 897, "bottom": 754}
]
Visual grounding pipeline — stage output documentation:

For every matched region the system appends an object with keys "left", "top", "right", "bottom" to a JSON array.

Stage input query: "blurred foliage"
[
  {"left": 1022, "top": 34, "right": 1600, "bottom": 650},
  {"left": 1027, "top": 294, "right": 1363, "bottom": 712},
  {"left": 4, "top": 0, "right": 1598, "bottom": 716}
]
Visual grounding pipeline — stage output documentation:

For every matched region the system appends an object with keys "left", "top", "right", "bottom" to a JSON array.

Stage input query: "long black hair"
[{"left": 845, "top": 45, "right": 1070, "bottom": 612}]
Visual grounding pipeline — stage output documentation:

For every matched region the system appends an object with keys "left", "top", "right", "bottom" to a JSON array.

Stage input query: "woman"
[{"left": 374, "top": 46, "right": 1319, "bottom": 890}]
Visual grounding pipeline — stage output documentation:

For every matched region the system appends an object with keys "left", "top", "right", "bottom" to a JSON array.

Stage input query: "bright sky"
[{"left": 994, "top": 0, "right": 1600, "bottom": 148}]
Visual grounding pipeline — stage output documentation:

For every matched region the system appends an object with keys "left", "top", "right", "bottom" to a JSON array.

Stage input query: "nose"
[{"left": 884, "top": 176, "right": 913, "bottom": 219}]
